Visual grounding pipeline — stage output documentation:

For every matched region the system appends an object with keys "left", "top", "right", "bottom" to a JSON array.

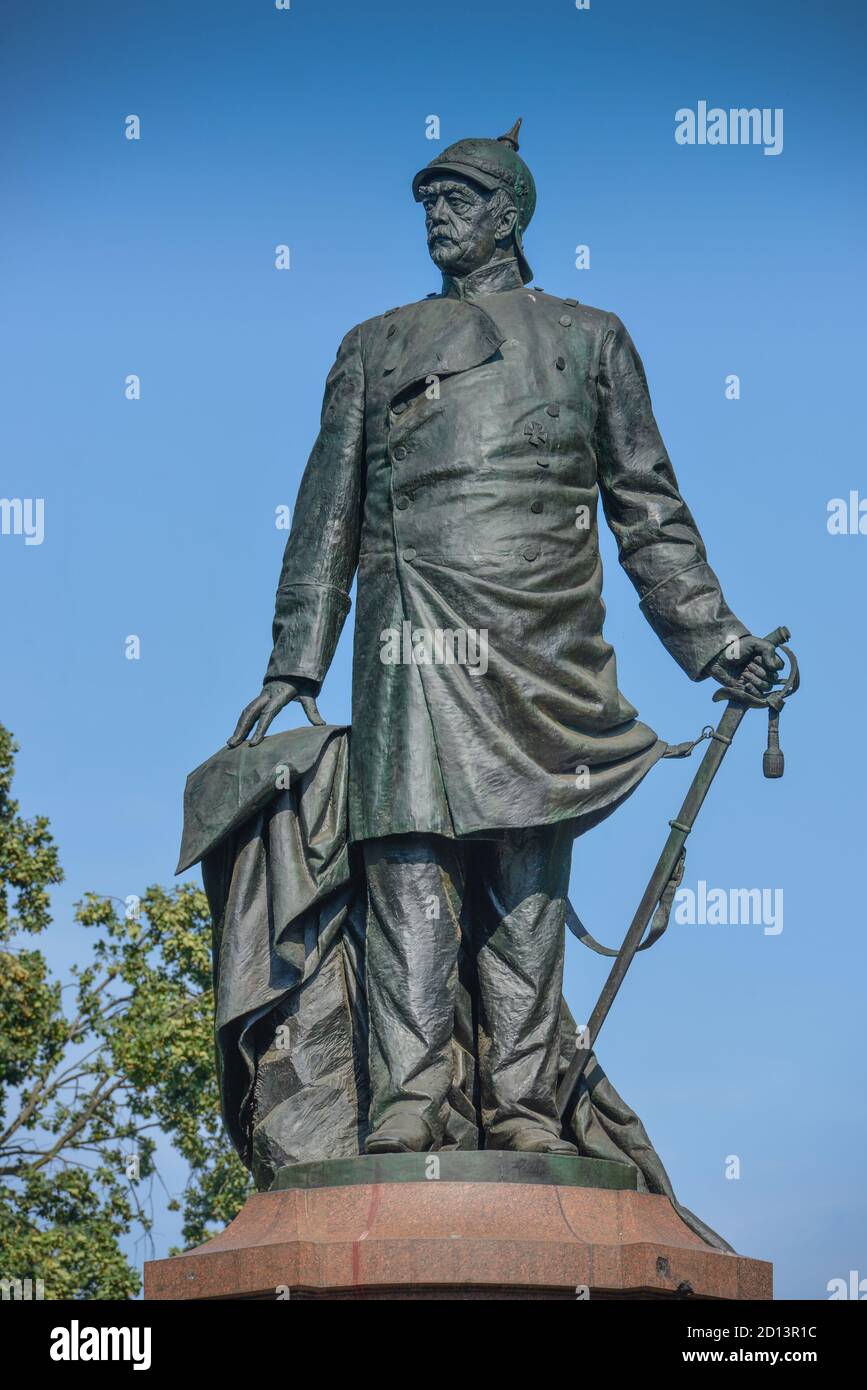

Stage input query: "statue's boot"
[
  {"left": 496, "top": 1127, "right": 578, "bottom": 1156},
  {"left": 364, "top": 1115, "right": 432, "bottom": 1155}
]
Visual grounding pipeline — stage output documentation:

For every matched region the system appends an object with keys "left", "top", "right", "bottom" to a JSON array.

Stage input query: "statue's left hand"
[
  {"left": 227, "top": 678, "right": 324, "bottom": 749},
  {"left": 705, "top": 635, "right": 784, "bottom": 700}
]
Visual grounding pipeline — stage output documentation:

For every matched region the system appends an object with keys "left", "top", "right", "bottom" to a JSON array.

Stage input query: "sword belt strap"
[{"left": 566, "top": 846, "right": 687, "bottom": 958}]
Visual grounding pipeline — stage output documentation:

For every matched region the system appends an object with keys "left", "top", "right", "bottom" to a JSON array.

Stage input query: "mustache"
[{"left": 427, "top": 224, "right": 463, "bottom": 245}]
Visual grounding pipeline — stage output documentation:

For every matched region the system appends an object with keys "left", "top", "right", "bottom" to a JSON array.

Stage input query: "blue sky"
[{"left": 2, "top": 0, "right": 865, "bottom": 1299}]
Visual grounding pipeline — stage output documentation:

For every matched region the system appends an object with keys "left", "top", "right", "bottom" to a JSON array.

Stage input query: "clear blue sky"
[{"left": 2, "top": 0, "right": 865, "bottom": 1299}]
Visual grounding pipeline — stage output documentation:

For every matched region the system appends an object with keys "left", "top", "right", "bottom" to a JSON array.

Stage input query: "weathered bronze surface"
[
  {"left": 269, "top": 1152, "right": 638, "bottom": 1192},
  {"left": 197, "top": 121, "right": 790, "bottom": 1254}
]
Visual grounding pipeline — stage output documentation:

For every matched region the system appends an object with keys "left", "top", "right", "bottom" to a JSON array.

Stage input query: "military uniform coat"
[{"left": 265, "top": 258, "right": 748, "bottom": 843}]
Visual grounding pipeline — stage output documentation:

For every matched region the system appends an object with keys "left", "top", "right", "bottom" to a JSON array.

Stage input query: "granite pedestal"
[{"left": 143, "top": 1153, "right": 771, "bottom": 1301}]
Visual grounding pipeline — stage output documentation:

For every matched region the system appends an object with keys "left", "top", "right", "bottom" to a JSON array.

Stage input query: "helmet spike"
[{"left": 497, "top": 117, "right": 522, "bottom": 151}]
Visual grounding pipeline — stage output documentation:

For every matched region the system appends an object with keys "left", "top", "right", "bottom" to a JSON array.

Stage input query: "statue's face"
[{"left": 418, "top": 175, "right": 510, "bottom": 277}]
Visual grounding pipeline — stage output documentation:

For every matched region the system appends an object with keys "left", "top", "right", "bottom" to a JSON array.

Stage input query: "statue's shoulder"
[
  {"left": 355, "top": 295, "right": 438, "bottom": 335},
  {"left": 351, "top": 294, "right": 463, "bottom": 364},
  {"left": 328, "top": 301, "right": 430, "bottom": 364},
  {"left": 522, "top": 286, "right": 614, "bottom": 336}
]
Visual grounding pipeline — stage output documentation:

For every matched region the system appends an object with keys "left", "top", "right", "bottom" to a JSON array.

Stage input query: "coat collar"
[{"left": 440, "top": 256, "right": 524, "bottom": 301}]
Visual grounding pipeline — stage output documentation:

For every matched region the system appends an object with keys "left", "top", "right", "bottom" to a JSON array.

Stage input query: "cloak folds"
[{"left": 178, "top": 725, "right": 732, "bottom": 1254}]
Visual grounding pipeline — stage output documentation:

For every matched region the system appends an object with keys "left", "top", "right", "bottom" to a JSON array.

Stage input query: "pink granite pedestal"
[{"left": 144, "top": 1153, "right": 771, "bottom": 1301}]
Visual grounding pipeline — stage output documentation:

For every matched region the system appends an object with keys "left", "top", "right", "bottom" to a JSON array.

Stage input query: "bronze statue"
[
  {"left": 225, "top": 118, "right": 782, "bottom": 1158},
  {"left": 180, "top": 122, "right": 790, "bottom": 1246}
]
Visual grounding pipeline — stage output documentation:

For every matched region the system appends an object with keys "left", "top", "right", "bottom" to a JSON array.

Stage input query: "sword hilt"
[{"left": 762, "top": 628, "right": 798, "bottom": 779}]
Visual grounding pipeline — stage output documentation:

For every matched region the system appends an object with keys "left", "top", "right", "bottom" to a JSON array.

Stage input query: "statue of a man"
[{"left": 228, "top": 121, "right": 780, "bottom": 1157}]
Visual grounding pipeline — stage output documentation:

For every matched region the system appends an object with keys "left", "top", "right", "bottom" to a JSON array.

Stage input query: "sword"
[{"left": 556, "top": 626, "right": 799, "bottom": 1120}]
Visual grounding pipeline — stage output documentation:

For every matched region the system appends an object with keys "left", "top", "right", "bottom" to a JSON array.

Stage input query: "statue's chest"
[{"left": 363, "top": 296, "right": 599, "bottom": 471}]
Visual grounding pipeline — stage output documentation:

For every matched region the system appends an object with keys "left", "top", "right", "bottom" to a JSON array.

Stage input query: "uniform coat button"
[
  {"left": 393, "top": 445, "right": 408, "bottom": 460},
  {"left": 530, "top": 499, "right": 544, "bottom": 514},
  {"left": 392, "top": 400, "right": 407, "bottom": 414},
  {"left": 403, "top": 547, "right": 417, "bottom": 561},
  {"left": 546, "top": 403, "right": 560, "bottom": 417},
  {"left": 555, "top": 356, "right": 566, "bottom": 370},
  {"left": 559, "top": 315, "right": 573, "bottom": 327},
  {"left": 522, "top": 545, "right": 540, "bottom": 562},
  {"left": 395, "top": 494, "right": 411, "bottom": 510}
]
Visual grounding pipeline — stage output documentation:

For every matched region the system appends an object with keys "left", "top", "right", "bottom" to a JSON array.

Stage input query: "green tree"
[{"left": 0, "top": 726, "right": 249, "bottom": 1299}]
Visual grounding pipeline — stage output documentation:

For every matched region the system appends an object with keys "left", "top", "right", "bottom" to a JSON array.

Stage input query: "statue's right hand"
[{"left": 227, "top": 680, "right": 323, "bottom": 748}]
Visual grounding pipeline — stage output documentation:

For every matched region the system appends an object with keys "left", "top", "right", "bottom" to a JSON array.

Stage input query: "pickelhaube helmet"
[{"left": 412, "top": 118, "right": 536, "bottom": 284}]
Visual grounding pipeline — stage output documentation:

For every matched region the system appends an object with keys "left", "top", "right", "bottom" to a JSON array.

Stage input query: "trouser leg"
[
  {"left": 473, "top": 821, "right": 573, "bottom": 1149},
  {"left": 362, "top": 833, "right": 465, "bottom": 1148}
]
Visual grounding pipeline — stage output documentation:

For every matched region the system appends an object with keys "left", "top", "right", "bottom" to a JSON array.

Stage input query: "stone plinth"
[{"left": 143, "top": 1153, "right": 771, "bottom": 1300}]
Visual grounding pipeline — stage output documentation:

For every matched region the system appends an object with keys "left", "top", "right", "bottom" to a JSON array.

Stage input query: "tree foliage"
[{"left": 0, "top": 726, "right": 250, "bottom": 1299}]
